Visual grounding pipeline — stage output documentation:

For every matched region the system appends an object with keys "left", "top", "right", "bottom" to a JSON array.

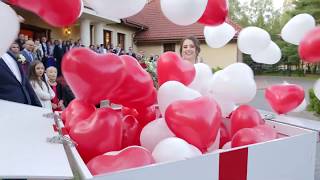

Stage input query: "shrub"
[
  {"left": 307, "top": 89, "right": 320, "bottom": 115},
  {"left": 212, "top": 67, "right": 223, "bottom": 73}
]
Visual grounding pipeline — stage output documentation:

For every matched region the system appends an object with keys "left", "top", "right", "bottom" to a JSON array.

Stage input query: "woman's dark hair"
[
  {"left": 28, "top": 60, "right": 49, "bottom": 91},
  {"left": 179, "top": 36, "right": 201, "bottom": 58}
]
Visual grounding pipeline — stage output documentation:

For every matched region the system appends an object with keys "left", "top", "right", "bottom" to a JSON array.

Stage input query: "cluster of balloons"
[
  {"left": 58, "top": 47, "right": 313, "bottom": 176},
  {"left": 281, "top": 13, "right": 320, "bottom": 64},
  {"left": 281, "top": 13, "right": 320, "bottom": 101},
  {"left": 160, "top": 0, "right": 227, "bottom": 26},
  {"left": 238, "top": 26, "right": 281, "bottom": 65}
]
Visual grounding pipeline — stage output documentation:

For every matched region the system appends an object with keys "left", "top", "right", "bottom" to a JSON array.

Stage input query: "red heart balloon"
[
  {"left": 265, "top": 84, "right": 305, "bottom": 114},
  {"left": 110, "top": 55, "right": 154, "bottom": 108},
  {"left": 198, "top": 0, "right": 228, "bottom": 26},
  {"left": 157, "top": 52, "right": 195, "bottom": 86},
  {"left": 121, "top": 107, "right": 139, "bottom": 118},
  {"left": 7, "top": 0, "right": 82, "bottom": 27},
  {"left": 122, "top": 115, "right": 141, "bottom": 148},
  {"left": 62, "top": 48, "right": 126, "bottom": 105},
  {"left": 219, "top": 122, "right": 231, "bottom": 149},
  {"left": 231, "top": 124, "right": 277, "bottom": 148},
  {"left": 69, "top": 108, "right": 123, "bottom": 163},
  {"left": 64, "top": 99, "right": 96, "bottom": 132},
  {"left": 165, "top": 96, "right": 221, "bottom": 152},
  {"left": 126, "top": 87, "right": 157, "bottom": 109},
  {"left": 299, "top": 27, "right": 320, "bottom": 63},
  {"left": 230, "top": 105, "right": 263, "bottom": 137},
  {"left": 87, "top": 146, "right": 154, "bottom": 175},
  {"left": 136, "top": 105, "right": 157, "bottom": 127}
]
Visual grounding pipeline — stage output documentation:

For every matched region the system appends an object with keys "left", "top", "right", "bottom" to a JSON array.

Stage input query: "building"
[
  {"left": 12, "top": 0, "right": 242, "bottom": 68},
  {"left": 126, "top": 0, "right": 242, "bottom": 68}
]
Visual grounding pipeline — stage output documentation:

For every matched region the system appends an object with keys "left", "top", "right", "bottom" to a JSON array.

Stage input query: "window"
[
  {"left": 104, "top": 30, "right": 112, "bottom": 47},
  {"left": 117, "top": 33, "right": 125, "bottom": 49},
  {"left": 90, "top": 25, "right": 94, "bottom": 45},
  {"left": 20, "top": 23, "right": 50, "bottom": 40},
  {"left": 163, "top": 43, "right": 176, "bottom": 52}
]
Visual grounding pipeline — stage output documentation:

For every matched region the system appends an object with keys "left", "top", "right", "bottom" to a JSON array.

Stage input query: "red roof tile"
[{"left": 125, "top": 0, "right": 241, "bottom": 43}]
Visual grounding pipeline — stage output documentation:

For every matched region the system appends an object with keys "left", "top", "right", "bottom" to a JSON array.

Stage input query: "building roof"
[{"left": 125, "top": 0, "right": 241, "bottom": 43}]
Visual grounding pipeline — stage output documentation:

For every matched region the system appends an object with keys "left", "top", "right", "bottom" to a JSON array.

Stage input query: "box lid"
[{"left": 0, "top": 100, "right": 73, "bottom": 179}]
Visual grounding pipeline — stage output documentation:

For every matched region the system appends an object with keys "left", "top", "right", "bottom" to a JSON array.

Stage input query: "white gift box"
[{"left": 0, "top": 100, "right": 319, "bottom": 180}]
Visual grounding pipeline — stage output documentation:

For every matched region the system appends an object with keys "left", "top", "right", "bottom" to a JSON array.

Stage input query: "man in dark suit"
[
  {"left": 53, "top": 39, "right": 65, "bottom": 76},
  {"left": 0, "top": 50, "right": 41, "bottom": 107}
]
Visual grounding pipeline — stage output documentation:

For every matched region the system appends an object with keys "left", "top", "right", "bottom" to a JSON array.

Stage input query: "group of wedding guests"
[
  {"left": 2, "top": 41, "right": 75, "bottom": 112},
  {"left": 0, "top": 34, "right": 201, "bottom": 112}
]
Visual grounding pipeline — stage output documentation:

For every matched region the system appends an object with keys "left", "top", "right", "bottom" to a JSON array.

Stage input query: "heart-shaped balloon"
[
  {"left": 0, "top": 2, "right": 20, "bottom": 57},
  {"left": 299, "top": 27, "right": 320, "bottom": 63},
  {"left": 265, "top": 84, "right": 305, "bottom": 114},
  {"left": 111, "top": 55, "right": 154, "bottom": 108},
  {"left": 230, "top": 105, "right": 263, "bottom": 137},
  {"left": 158, "top": 81, "right": 201, "bottom": 116},
  {"left": 204, "top": 23, "right": 236, "bottom": 48},
  {"left": 198, "top": 0, "right": 228, "bottom": 26},
  {"left": 7, "top": 0, "right": 82, "bottom": 27},
  {"left": 122, "top": 115, "right": 141, "bottom": 148},
  {"left": 152, "top": 137, "right": 202, "bottom": 163},
  {"left": 238, "top": 26, "right": 271, "bottom": 55},
  {"left": 136, "top": 105, "right": 157, "bottom": 127},
  {"left": 209, "top": 63, "right": 256, "bottom": 104},
  {"left": 231, "top": 124, "right": 277, "bottom": 148},
  {"left": 140, "top": 118, "right": 175, "bottom": 152},
  {"left": 157, "top": 52, "right": 195, "bottom": 86},
  {"left": 64, "top": 99, "right": 96, "bottom": 132},
  {"left": 87, "top": 146, "right": 154, "bottom": 175},
  {"left": 84, "top": 0, "right": 146, "bottom": 19},
  {"left": 69, "top": 108, "right": 123, "bottom": 163},
  {"left": 188, "top": 63, "right": 213, "bottom": 95},
  {"left": 62, "top": 48, "right": 126, "bottom": 105},
  {"left": 165, "top": 96, "right": 221, "bottom": 152},
  {"left": 121, "top": 107, "right": 139, "bottom": 118},
  {"left": 124, "top": 87, "right": 157, "bottom": 110},
  {"left": 281, "top": 13, "right": 316, "bottom": 45},
  {"left": 219, "top": 122, "right": 230, "bottom": 149},
  {"left": 160, "top": 0, "right": 208, "bottom": 26}
]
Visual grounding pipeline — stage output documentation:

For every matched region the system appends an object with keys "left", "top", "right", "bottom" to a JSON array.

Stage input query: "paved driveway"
[{"left": 250, "top": 76, "right": 319, "bottom": 121}]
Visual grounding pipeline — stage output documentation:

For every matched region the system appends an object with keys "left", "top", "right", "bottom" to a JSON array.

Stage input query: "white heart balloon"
[
  {"left": 85, "top": 0, "right": 147, "bottom": 19},
  {"left": 140, "top": 118, "right": 175, "bottom": 152},
  {"left": 0, "top": 2, "right": 20, "bottom": 56},
  {"left": 238, "top": 26, "right": 271, "bottom": 55},
  {"left": 204, "top": 23, "right": 236, "bottom": 48},
  {"left": 210, "top": 64, "right": 257, "bottom": 104},
  {"left": 251, "top": 41, "right": 282, "bottom": 65},
  {"left": 281, "top": 13, "right": 316, "bottom": 45},
  {"left": 152, "top": 137, "right": 202, "bottom": 163},
  {"left": 160, "top": 0, "right": 208, "bottom": 26},
  {"left": 223, "top": 63, "right": 254, "bottom": 79},
  {"left": 314, "top": 79, "right": 320, "bottom": 101},
  {"left": 210, "top": 96, "right": 237, "bottom": 117},
  {"left": 158, "top": 81, "right": 201, "bottom": 116},
  {"left": 188, "top": 63, "right": 213, "bottom": 96}
]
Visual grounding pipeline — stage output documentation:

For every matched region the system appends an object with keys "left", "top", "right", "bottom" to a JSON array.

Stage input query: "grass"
[{"left": 257, "top": 72, "right": 320, "bottom": 80}]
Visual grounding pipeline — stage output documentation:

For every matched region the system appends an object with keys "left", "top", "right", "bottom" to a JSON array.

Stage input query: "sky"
[{"left": 238, "top": 0, "right": 285, "bottom": 10}]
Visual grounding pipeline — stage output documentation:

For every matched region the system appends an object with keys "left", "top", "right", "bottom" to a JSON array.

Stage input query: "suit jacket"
[
  {"left": 0, "top": 52, "right": 42, "bottom": 107},
  {"left": 53, "top": 45, "right": 64, "bottom": 62},
  {"left": 21, "top": 49, "right": 35, "bottom": 63}
]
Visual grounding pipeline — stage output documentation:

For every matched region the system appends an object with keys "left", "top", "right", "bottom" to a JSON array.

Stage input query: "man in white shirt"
[{"left": 0, "top": 50, "right": 41, "bottom": 107}]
